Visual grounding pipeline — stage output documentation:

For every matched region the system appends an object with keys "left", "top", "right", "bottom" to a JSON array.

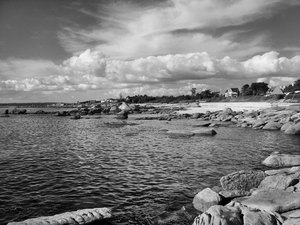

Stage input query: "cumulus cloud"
[{"left": 1, "top": 50, "right": 300, "bottom": 101}]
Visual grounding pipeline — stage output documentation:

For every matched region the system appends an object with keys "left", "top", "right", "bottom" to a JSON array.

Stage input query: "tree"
[
  {"left": 241, "top": 84, "right": 250, "bottom": 96},
  {"left": 250, "top": 82, "right": 269, "bottom": 95},
  {"left": 190, "top": 88, "right": 197, "bottom": 98}
]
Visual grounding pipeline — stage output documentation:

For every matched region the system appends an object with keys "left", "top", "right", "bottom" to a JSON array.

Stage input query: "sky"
[{"left": 0, "top": 0, "right": 300, "bottom": 103}]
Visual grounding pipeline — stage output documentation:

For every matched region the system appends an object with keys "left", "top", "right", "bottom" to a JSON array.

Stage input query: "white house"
[{"left": 225, "top": 88, "right": 240, "bottom": 97}]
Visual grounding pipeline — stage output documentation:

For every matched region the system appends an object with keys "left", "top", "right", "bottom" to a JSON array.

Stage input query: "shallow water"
[{"left": 0, "top": 114, "right": 299, "bottom": 224}]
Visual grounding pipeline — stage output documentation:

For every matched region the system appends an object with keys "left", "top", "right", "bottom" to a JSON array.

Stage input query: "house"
[
  {"left": 225, "top": 88, "right": 240, "bottom": 97},
  {"left": 266, "top": 86, "right": 284, "bottom": 96}
]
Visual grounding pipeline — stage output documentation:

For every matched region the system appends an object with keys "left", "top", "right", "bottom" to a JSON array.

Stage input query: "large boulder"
[
  {"left": 7, "top": 208, "right": 112, "bottom": 225},
  {"left": 262, "top": 153, "right": 300, "bottom": 167},
  {"left": 258, "top": 173, "right": 300, "bottom": 190},
  {"left": 220, "top": 170, "right": 266, "bottom": 191},
  {"left": 239, "top": 189, "right": 300, "bottom": 213},
  {"left": 193, "top": 188, "right": 222, "bottom": 212},
  {"left": 281, "top": 122, "right": 294, "bottom": 132},
  {"left": 282, "top": 209, "right": 300, "bottom": 225},
  {"left": 265, "top": 166, "right": 300, "bottom": 176},
  {"left": 241, "top": 207, "right": 283, "bottom": 225},
  {"left": 284, "top": 123, "right": 300, "bottom": 135},
  {"left": 193, "top": 205, "right": 243, "bottom": 225},
  {"left": 191, "top": 128, "right": 217, "bottom": 136}
]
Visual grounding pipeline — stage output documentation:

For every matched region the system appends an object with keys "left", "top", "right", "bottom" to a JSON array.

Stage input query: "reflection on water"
[{"left": 0, "top": 115, "right": 299, "bottom": 224}]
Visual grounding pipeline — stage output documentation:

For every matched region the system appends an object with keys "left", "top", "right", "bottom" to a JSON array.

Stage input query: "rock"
[
  {"left": 193, "top": 188, "right": 222, "bottom": 212},
  {"left": 219, "top": 190, "right": 250, "bottom": 199},
  {"left": 166, "top": 130, "right": 195, "bottom": 138},
  {"left": 154, "top": 207, "right": 195, "bottom": 225},
  {"left": 55, "top": 111, "right": 71, "bottom": 116},
  {"left": 239, "top": 189, "right": 300, "bottom": 213},
  {"left": 258, "top": 173, "right": 300, "bottom": 190},
  {"left": 192, "top": 113, "right": 202, "bottom": 119},
  {"left": 70, "top": 114, "right": 81, "bottom": 120},
  {"left": 265, "top": 166, "right": 300, "bottom": 176},
  {"left": 282, "top": 209, "right": 300, "bottom": 219},
  {"left": 262, "top": 153, "right": 300, "bottom": 167},
  {"left": 262, "top": 121, "right": 282, "bottom": 130},
  {"left": 191, "top": 128, "right": 217, "bottom": 136},
  {"left": 109, "top": 105, "right": 120, "bottom": 114},
  {"left": 223, "top": 108, "right": 234, "bottom": 115},
  {"left": 284, "top": 123, "right": 300, "bottom": 135},
  {"left": 291, "top": 112, "right": 300, "bottom": 122},
  {"left": 116, "top": 110, "right": 129, "bottom": 119},
  {"left": 119, "top": 102, "right": 131, "bottom": 112},
  {"left": 252, "top": 120, "right": 267, "bottom": 129},
  {"left": 220, "top": 170, "right": 266, "bottom": 191},
  {"left": 283, "top": 218, "right": 300, "bottom": 225},
  {"left": 7, "top": 207, "right": 111, "bottom": 225},
  {"left": 281, "top": 122, "right": 294, "bottom": 132},
  {"left": 241, "top": 207, "right": 283, "bottom": 225},
  {"left": 193, "top": 205, "right": 243, "bottom": 225},
  {"left": 192, "top": 121, "right": 211, "bottom": 127}
]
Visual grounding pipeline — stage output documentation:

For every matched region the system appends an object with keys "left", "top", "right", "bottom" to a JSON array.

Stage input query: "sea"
[{"left": 0, "top": 113, "right": 299, "bottom": 224}]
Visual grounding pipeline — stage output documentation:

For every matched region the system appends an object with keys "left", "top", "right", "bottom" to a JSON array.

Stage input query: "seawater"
[{"left": 0, "top": 114, "right": 299, "bottom": 224}]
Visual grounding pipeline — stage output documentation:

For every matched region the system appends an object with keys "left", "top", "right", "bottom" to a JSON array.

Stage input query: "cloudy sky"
[{"left": 1, "top": 0, "right": 300, "bottom": 103}]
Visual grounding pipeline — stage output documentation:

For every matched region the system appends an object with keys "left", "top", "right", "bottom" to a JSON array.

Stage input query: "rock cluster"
[
  {"left": 7, "top": 207, "right": 112, "bottom": 225},
  {"left": 192, "top": 152, "right": 300, "bottom": 225}
]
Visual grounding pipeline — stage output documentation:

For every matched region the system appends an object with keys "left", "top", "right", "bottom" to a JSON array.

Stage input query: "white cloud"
[
  {"left": 1, "top": 50, "right": 299, "bottom": 101},
  {"left": 57, "top": 0, "right": 298, "bottom": 59}
]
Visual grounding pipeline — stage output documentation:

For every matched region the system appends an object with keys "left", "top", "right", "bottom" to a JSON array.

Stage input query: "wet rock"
[
  {"left": 193, "top": 205, "right": 243, "bottom": 225},
  {"left": 284, "top": 123, "right": 300, "bottom": 135},
  {"left": 262, "top": 121, "right": 282, "bottom": 130},
  {"left": 262, "top": 153, "right": 300, "bottom": 167},
  {"left": 193, "top": 188, "right": 222, "bottom": 212},
  {"left": 191, "top": 128, "right": 217, "bottom": 136},
  {"left": 7, "top": 207, "right": 112, "bottom": 225},
  {"left": 166, "top": 130, "right": 195, "bottom": 138},
  {"left": 239, "top": 189, "right": 300, "bottom": 213},
  {"left": 220, "top": 170, "right": 266, "bottom": 191}
]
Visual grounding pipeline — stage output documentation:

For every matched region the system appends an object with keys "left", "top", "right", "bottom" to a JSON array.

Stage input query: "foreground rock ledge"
[{"left": 7, "top": 207, "right": 112, "bottom": 225}]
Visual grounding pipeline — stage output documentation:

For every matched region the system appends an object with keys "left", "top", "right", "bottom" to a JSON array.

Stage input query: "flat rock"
[
  {"left": 166, "top": 130, "right": 195, "bottom": 138},
  {"left": 240, "top": 189, "right": 300, "bottom": 213},
  {"left": 191, "top": 128, "right": 217, "bottom": 136},
  {"left": 283, "top": 218, "right": 300, "bottom": 225},
  {"left": 220, "top": 170, "right": 266, "bottom": 191},
  {"left": 263, "top": 153, "right": 300, "bottom": 167},
  {"left": 219, "top": 190, "right": 250, "bottom": 199},
  {"left": 7, "top": 208, "right": 111, "bottom": 225},
  {"left": 265, "top": 166, "right": 300, "bottom": 176},
  {"left": 193, "top": 205, "right": 243, "bottom": 225},
  {"left": 242, "top": 207, "right": 282, "bottom": 225},
  {"left": 192, "top": 121, "right": 211, "bottom": 127},
  {"left": 193, "top": 188, "right": 222, "bottom": 212}
]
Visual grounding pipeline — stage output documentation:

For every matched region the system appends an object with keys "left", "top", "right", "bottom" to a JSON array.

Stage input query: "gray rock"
[
  {"left": 193, "top": 188, "right": 222, "bottom": 212},
  {"left": 166, "top": 130, "right": 195, "bottom": 138},
  {"left": 219, "top": 190, "right": 250, "bottom": 199},
  {"left": 281, "top": 122, "right": 294, "bottom": 132},
  {"left": 242, "top": 207, "right": 283, "bottom": 225},
  {"left": 240, "top": 189, "right": 300, "bottom": 213},
  {"left": 116, "top": 110, "right": 129, "bottom": 119},
  {"left": 7, "top": 208, "right": 111, "bottom": 225},
  {"left": 265, "top": 166, "right": 300, "bottom": 176},
  {"left": 193, "top": 205, "right": 243, "bottom": 225},
  {"left": 258, "top": 173, "right": 300, "bottom": 190},
  {"left": 263, "top": 153, "right": 300, "bottom": 167},
  {"left": 284, "top": 123, "right": 300, "bottom": 135},
  {"left": 262, "top": 121, "right": 282, "bottom": 130},
  {"left": 192, "top": 121, "right": 211, "bottom": 127},
  {"left": 191, "top": 128, "right": 217, "bottom": 136},
  {"left": 220, "top": 170, "right": 266, "bottom": 191},
  {"left": 252, "top": 120, "right": 267, "bottom": 129}
]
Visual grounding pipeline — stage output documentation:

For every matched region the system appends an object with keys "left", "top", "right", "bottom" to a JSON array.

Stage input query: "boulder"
[
  {"left": 119, "top": 102, "right": 131, "bottom": 112},
  {"left": 193, "top": 188, "right": 222, "bottom": 212},
  {"left": 265, "top": 166, "right": 300, "bottom": 176},
  {"left": 258, "top": 173, "right": 300, "bottom": 190},
  {"left": 220, "top": 170, "right": 266, "bottom": 191},
  {"left": 193, "top": 205, "right": 243, "bottom": 225},
  {"left": 116, "top": 110, "right": 129, "bottom": 119},
  {"left": 7, "top": 207, "right": 112, "bottom": 225},
  {"left": 166, "top": 130, "right": 195, "bottom": 138},
  {"left": 281, "top": 122, "right": 294, "bottom": 132},
  {"left": 262, "top": 121, "right": 282, "bottom": 130},
  {"left": 241, "top": 207, "right": 283, "bottom": 225},
  {"left": 262, "top": 153, "right": 300, "bottom": 167},
  {"left": 252, "top": 120, "right": 267, "bottom": 129},
  {"left": 284, "top": 123, "right": 300, "bottom": 135},
  {"left": 191, "top": 128, "right": 217, "bottom": 136},
  {"left": 109, "top": 105, "right": 120, "bottom": 114},
  {"left": 239, "top": 189, "right": 300, "bottom": 213},
  {"left": 291, "top": 112, "right": 300, "bottom": 122}
]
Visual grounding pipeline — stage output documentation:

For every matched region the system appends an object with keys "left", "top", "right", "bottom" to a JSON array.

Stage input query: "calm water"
[{"left": 0, "top": 114, "right": 299, "bottom": 224}]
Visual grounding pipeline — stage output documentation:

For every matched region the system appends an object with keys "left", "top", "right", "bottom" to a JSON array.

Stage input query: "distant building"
[
  {"left": 225, "top": 88, "right": 240, "bottom": 97},
  {"left": 266, "top": 86, "right": 284, "bottom": 96}
]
